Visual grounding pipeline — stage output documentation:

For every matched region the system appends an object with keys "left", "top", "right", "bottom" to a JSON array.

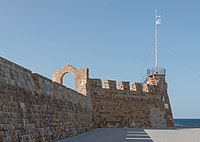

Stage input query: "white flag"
[{"left": 156, "top": 15, "right": 161, "bottom": 25}]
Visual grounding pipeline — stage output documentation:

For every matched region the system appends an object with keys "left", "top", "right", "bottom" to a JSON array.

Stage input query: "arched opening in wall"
[{"left": 63, "top": 73, "right": 75, "bottom": 90}]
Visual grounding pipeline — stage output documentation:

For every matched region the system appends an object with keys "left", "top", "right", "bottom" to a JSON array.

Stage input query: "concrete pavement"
[
  {"left": 56, "top": 128, "right": 153, "bottom": 142},
  {"left": 56, "top": 128, "right": 200, "bottom": 142},
  {"left": 145, "top": 128, "right": 200, "bottom": 142}
]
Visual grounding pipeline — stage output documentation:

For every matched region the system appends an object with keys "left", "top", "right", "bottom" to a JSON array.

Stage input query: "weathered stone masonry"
[
  {"left": 89, "top": 76, "right": 174, "bottom": 128},
  {"left": 0, "top": 57, "right": 93, "bottom": 141},
  {"left": 0, "top": 56, "right": 174, "bottom": 141}
]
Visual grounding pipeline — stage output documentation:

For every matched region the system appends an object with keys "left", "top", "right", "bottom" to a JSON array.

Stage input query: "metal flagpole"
[
  {"left": 155, "top": 10, "right": 158, "bottom": 73},
  {"left": 155, "top": 10, "right": 161, "bottom": 74}
]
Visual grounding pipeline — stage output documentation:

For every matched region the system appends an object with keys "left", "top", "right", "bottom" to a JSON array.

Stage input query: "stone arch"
[
  {"left": 53, "top": 64, "right": 89, "bottom": 96},
  {"left": 53, "top": 64, "right": 76, "bottom": 84},
  {"left": 62, "top": 72, "right": 76, "bottom": 89}
]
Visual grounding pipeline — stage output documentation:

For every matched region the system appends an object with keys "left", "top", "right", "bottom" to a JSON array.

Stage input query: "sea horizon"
[{"left": 174, "top": 118, "right": 200, "bottom": 127}]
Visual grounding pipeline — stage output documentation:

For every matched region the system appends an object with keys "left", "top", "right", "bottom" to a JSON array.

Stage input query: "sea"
[{"left": 174, "top": 119, "right": 200, "bottom": 127}]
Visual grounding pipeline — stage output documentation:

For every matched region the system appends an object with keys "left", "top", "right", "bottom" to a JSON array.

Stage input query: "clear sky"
[{"left": 0, "top": 0, "right": 200, "bottom": 118}]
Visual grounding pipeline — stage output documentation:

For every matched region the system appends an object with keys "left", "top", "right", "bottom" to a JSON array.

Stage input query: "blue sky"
[{"left": 1, "top": 0, "right": 200, "bottom": 118}]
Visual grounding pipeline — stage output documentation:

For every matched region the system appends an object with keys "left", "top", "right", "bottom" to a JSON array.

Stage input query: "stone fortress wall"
[
  {"left": 89, "top": 77, "right": 173, "bottom": 128},
  {"left": 0, "top": 56, "right": 174, "bottom": 141},
  {"left": 0, "top": 57, "right": 93, "bottom": 141}
]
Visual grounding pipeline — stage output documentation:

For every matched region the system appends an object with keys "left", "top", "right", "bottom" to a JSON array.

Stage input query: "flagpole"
[{"left": 155, "top": 10, "right": 158, "bottom": 73}]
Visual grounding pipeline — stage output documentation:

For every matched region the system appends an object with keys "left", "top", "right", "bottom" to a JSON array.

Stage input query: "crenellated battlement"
[
  {"left": 89, "top": 78, "right": 102, "bottom": 91},
  {"left": 118, "top": 81, "right": 130, "bottom": 90},
  {"left": 130, "top": 82, "right": 143, "bottom": 92},
  {"left": 51, "top": 64, "right": 167, "bottom": 95},
  {"left": 104, "top": 80, "right": 116, "bottom": 90},
  {"left": 88, "top": 78, "right": 162, "bottom": 94},
  {"left": 88, "top": 77, "right": 159, "bottom": 95}
]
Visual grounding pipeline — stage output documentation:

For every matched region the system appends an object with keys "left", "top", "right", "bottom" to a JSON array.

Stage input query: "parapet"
[
  {"left": 0, "top": 56, "right": 34, "bottom": 91},
  {"left": 143, "top": 84, "right": 154, "bottom": 92},
  {"left": 32, "top": 73, "right": 55, "bottom": 96},
  {"left": 118, "top": 81, "right": 130, "bottom": 90},
  {"left": 104, "top": 80, "right": 116, "bottom": 90},
  {"left": 130, "top": 82, "right": 143, "bottom": 92},
  {"left": 89, "top": 78, "right": 102, "bottom": 91},
  {"left": 52, "top": 64, "right": 166, "bottom": 95},
  {"left": 88, "top": 78, "right": 159, "bottom": 93}
]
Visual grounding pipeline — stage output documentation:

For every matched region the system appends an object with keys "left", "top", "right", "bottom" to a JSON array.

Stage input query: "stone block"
[
  {"left": 118, "top": 81, "right": 130, "bottom": 90},
  {"left": 130, "top": 82, "right": 143, "bottom": 92},
  {"left": 104, "top": 80, "right": 116, "bottom": 90}
]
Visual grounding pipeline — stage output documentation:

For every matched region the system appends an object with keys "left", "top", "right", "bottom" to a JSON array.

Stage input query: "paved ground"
[
  {"left": 56, "top": 128, "right": 200, "bottom": 142},
  {"left": 145, "top": 128, "right": 200, "bottom": 142},
  {"left": 56, "top": 128, "right": 153, "bottom": 142}
]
